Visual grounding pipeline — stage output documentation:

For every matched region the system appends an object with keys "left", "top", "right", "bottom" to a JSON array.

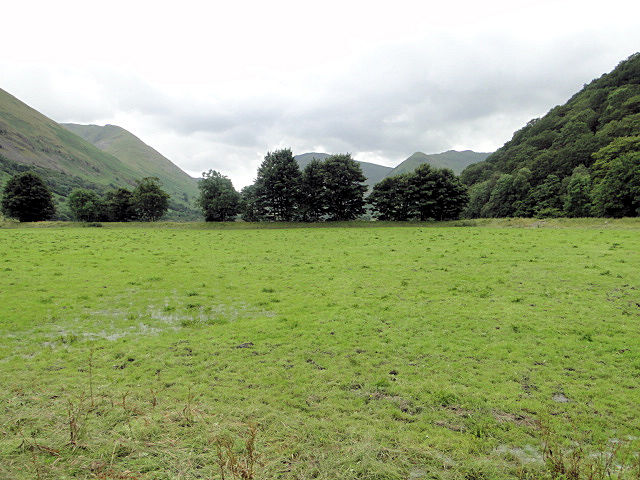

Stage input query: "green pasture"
[{"left": 1, "top": 220, "right": 639, "bottom": 479}]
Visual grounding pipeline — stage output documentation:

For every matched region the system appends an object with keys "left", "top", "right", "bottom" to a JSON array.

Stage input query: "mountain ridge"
[
  {"left": 386, "top": 150, "right": 492, "bottom": 177},
  {"left": 294, "top": 152, "right": 393, "bottom": 189},
  {"left": 62, "top": 123, "right": 199, "bottom": 207},
  {"left": 295, "top": 150, "right": 490, "bottom": 189}
]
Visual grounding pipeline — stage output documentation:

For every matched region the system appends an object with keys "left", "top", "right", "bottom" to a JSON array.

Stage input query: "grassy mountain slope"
[
  {"left": 62, "top": 123, "right": 199, "bottom": 208},
  {"left": 0, "top": 88, "right": 141, "bottom": 186},
  {"left": 461, "top": 53, "right": 640, "bottom": 189},
  {"left": 295, "top": 152, "right": 393, "bottom": 189},
  {"left": 0, "top": 88, "right": 197, "bottom": 219},
  {"left": 387, "top": 150, "right": 491, "bottom": 177}
]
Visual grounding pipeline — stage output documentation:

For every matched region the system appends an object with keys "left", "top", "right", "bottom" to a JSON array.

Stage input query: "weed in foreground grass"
[
  {"left": 214, "top": 423, "right": 259, "bottom": 480},
  {"left": 516, "top": 421, "right": 640, "bottom": 480}
]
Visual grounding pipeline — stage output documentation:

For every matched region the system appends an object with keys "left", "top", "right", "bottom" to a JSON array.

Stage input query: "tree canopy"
[
  {"left": 320, "top": 154, "right": 367, "bottom": 221},
  {"left": 299, "top": 159, "right": 326, "bottom": 221},
  {"left": 1, "top": 172, "right": 55, "bottom": 222},
  {"left": 132, "top": 177, "right": 170, "bottom": 221},
  {"left": 197, "top": 170, "right": 240, "bottom": 221},
  {"left": 367, "top": 175, "right": 412, "bottom": 221},
  {"left": 239, "top": 150, "right": 369, "bottom": 222},
  {"left": 68, "top": 189, "right": 103, "bottom": 222},
  {"left": 254, "top": 149, "right": 301, "bottom": 221},
  {"left": 369, "top": 165, "right": 468, "bottom": 221},
  {"left": 239, "top": 184, "right": 261, "bottom": 222},
  {"left": 104, "top": 188, "right": 137, "bottom": 222}
]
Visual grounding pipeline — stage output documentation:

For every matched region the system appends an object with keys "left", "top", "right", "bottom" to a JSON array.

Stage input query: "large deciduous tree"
[
  {"left": 132, "top": 177, "right": 169, "bottom": 221},
  {"left": 368, "top": 174, "right": 412, "bottom": 221},
  {"left": 1, "top": 172, "right": 55, "bottom": 222},
  {"left": 197, "top": 170, "right": 240, "bottom": 221},
  {"left": 254, "top": 149, "right": 301, "bottom": 221},
  {"left": 320, "top": 154, "right": 367, "bottom": 221},
  {"left": 408, "top": 164, "right": 468, "bottom": 220},
  {"left": 104, "top": 188, "right": 137, "bottom": 221},
  {"left": 68, "top": 189, "right": 103, "bottom": 222}
]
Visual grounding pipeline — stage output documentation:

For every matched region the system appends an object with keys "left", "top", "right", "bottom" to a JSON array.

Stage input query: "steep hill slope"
[
  {"left": 387, "top": 150, "right": 491, "bottom": 177},
  {"left": 461, "top": 52, "right": 640, "bottom": 218},
  {"left": 295, "top": 152, "right": 393, "bottom": 189},
  {"left": 63, "top": 123, "right": 199, "bottom": 208},
  {"left": 0, "top": 88, "right": 140, "bottom": 186},
  {"left": 0, "top": 88, "right": 197, "bottom": 219}
]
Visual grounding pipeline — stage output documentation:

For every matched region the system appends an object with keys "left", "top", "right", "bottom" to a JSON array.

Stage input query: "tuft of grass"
[{"left": 213, "top": 423, "right": 259, "bottom": 480}]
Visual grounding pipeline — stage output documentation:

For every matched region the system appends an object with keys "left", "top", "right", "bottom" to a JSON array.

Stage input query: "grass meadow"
[{"left": 1, "top": 219, "right": 639, "bottom": 479}]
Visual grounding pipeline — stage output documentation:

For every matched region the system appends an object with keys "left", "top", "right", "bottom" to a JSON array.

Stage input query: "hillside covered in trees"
[{"left": 461, "top": 53, "right": 640, "bottom": 218}]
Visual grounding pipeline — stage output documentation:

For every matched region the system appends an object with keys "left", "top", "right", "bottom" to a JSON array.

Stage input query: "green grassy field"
[{"left": 1, "top": 221, "right": 639, "bottom": 479}]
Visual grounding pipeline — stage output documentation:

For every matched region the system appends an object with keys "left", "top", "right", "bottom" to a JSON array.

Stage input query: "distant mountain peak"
[
  {"left": 386, "top": 150, "right": 491, "bottom": 177},
  {"left": 294, "top": 149, "right": 491, "bottom": 188},
  {"left": 294, "top": 152, "right": 392, "bottom": 189}
]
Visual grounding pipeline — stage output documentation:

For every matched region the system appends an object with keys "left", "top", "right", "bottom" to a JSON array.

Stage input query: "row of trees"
[
  {"left": 196, "top": 149, "right": 469, "bottom": 222},
  {"left": 67, "top": 177, "right": 170, "bottom": 221},
  {"left": 0, "top": 172, "right": 170, "bottom": 222},
  {"left": 6, "top": 144, "right": 634, "bottom": 224},
  {"left": 245, "top": 150, "right": 368, "bottom": 221},
  {"left": 368, "top": 164, "right": 468, "bottom": 221},
  {"left": 197, "top": 150, "right": 369, "bottom": 222}
]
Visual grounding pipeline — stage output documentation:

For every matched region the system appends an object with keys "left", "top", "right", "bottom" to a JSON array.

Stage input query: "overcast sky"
[{"left": 1, "top": 0, "right": 639, "bottom": 187}]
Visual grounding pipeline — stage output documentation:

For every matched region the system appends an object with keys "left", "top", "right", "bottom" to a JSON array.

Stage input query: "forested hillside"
[{"left": 461, "top": 53, "right": 640, "bottom": 218}]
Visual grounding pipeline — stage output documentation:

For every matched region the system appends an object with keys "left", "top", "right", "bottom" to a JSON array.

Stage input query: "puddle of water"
[
  {"left": 495, "top": 444, "right": 543, "bottom": 464},
  {"left": 38, "top": 301, "right": 275, "bottom": 346}
]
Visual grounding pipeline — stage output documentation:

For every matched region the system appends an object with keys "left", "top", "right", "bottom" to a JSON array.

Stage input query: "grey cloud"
[
  {"left": 3, "top": 28, "right": 637, "bottom": 188},
  {"left": 76, "top": 34, "right": 630, "bottom": 163}
]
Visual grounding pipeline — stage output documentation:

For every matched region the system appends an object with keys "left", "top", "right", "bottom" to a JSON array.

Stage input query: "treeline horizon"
[
  {"left": 1, "top": 173, "right": 171, "bottom": 222},
  {"left": 195, "top": 149, "right": 469, "bottom": 223},
  {"left": 2, "top": 54, "right": 638, "bottom": 223},
  {"left": 2, "top": 144, "right": 637, "bottom": 223}
]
